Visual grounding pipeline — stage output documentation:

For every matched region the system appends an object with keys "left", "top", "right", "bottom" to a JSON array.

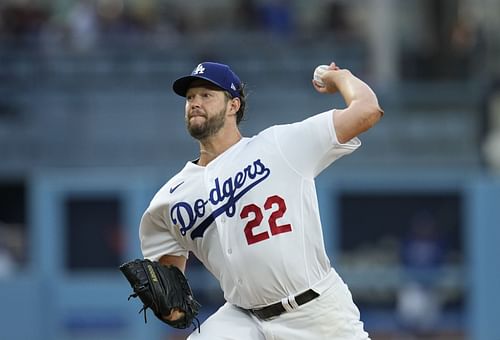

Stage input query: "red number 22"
[{"left": 240, "top": 195, "right": 292, "bottom": 245}]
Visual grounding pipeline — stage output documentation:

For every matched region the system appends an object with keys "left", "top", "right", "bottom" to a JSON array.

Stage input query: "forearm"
[
  {"left": 324, "top": 69, "right": 383, "bottom": 143},
  {"left": 331, "top": 70, "right": 383, "bottom": 113},
  {"left": 159, "top": 254, "right": 187, "bottom": 273}
]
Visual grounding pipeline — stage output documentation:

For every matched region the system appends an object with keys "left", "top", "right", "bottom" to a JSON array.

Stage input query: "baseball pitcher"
[{"left": 120, "top": 61, "right": 383, "bottom": 339}]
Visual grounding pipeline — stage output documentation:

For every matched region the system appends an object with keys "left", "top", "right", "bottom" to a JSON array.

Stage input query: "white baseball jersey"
[{"left": 140, "top": 109, "right": 360, "bottom": 309}]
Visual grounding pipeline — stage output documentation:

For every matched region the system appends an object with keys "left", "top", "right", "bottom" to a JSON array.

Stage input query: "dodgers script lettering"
[{"left": 170, "top": 159, "right": 271, "bottom": 238}]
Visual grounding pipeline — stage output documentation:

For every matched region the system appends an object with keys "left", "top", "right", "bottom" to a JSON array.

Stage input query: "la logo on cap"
[{"left": 192, "top": 64, "right": 205, "bottom": 75}]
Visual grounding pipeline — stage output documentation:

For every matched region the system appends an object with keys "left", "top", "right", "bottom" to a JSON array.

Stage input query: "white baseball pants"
[{"left": 187, "top": 274, "right": 370, "bottom": 340}]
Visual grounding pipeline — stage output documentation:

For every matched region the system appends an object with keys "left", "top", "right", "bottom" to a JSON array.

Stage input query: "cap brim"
[{"left": 172, "top": 75, "right": 225, "bottom": 97}]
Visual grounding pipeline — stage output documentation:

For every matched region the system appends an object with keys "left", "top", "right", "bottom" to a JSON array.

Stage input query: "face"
[{"left": 184, "top": 82, "right": 231, "bottom": 140}]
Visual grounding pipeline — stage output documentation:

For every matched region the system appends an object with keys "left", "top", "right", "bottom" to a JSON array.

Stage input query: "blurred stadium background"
[{"left": 1, "top": 0, "right": 499, "bottom": 339}]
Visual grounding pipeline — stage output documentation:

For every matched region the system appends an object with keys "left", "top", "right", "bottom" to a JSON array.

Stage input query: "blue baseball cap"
[{"left": 173, "top": 62, "right": 242, "bottom": 98}]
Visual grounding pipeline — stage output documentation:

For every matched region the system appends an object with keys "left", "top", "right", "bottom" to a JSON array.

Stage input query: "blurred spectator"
[
  {"left": 483, "top": 132, "right": 500, "bottom": 174},
  {"left": 323, "top": 2, "right": 352, "bottom": 39},
  {"left": 397, "top": 281, "right": 441, "bottom": 335},
  {"left": 397, "top": 211, "right": 447, "bottom": 334},
  {"left": 0, "top": 244, "right": 15, "bottom": 278},
  {"left": 0, "top": 238, "right": 16, "bottom": 279},
  {"left": 235, "top": 0, "right": 260, "bottom": 31},
  {"left": 95, "top": 0, "right": 126, "bottom": 36},
  {"left": 99, "top": 0, "right": 157, "bottom": 36},
  {"left": 400, "top": 211, "right": 446, "bottom": 274},
  {"left": 400, "top": 0, "right": 482, "bottom": 80},
  {"left": 127, "top": 0, "right": 157, "bottom": 31},
  {"left": 481, "top": 80, "right": 500, "bottom": 174},
  {"left": 0, "top": 221, "right": 24, "bottom": 278},
  {"left": 66, "top": 0, "right": 98, "bottom": 51},
  {"left": 255, "top": 0, "right": 294, "bottom": 37},
  {"left": 446, "top": 15, "right": 483, "bottom": 79}
]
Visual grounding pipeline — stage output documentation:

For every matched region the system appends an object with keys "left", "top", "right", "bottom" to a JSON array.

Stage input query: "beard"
[{"left": 186, "top": 108, "right": 226, "bottom": 140}]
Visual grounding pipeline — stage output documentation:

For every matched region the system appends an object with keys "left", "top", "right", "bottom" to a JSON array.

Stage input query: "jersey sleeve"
[
  {"left": 139, "top": 210, "right": 189, "bottom": 261},
  {"left": 272, "top": 109, "right": 361, "bottom": 178}
]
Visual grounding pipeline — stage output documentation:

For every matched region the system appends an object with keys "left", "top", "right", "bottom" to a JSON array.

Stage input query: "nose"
[
  {"left": 186, "top": 96, "right": 203, "bottom": 116},
  {"left": 188, "top": 94, "right": 202, "bottom": 107}
]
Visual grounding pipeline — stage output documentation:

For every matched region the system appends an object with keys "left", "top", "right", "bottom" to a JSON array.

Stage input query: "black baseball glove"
[{"left": 119, "top": 259, "right": 201, "bottom": 330}]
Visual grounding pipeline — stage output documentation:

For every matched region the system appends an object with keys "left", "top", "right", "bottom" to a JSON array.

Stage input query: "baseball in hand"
[{"left": 313, "top": 65, "right": 329, "bottom": 88}]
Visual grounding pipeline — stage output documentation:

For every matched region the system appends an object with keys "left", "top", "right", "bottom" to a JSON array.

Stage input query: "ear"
[{"left": 229, "top": 97, "right": 241, "bottom": 114}]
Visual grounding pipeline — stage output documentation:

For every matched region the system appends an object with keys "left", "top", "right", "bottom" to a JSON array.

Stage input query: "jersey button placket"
[{"left": 218, "top": 207, "right": 231, "bottom": 254}]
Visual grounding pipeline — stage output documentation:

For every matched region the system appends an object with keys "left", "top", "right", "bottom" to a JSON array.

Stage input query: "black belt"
[{"left": 250, "top": 289, "right": 319, "bottom": 320}]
